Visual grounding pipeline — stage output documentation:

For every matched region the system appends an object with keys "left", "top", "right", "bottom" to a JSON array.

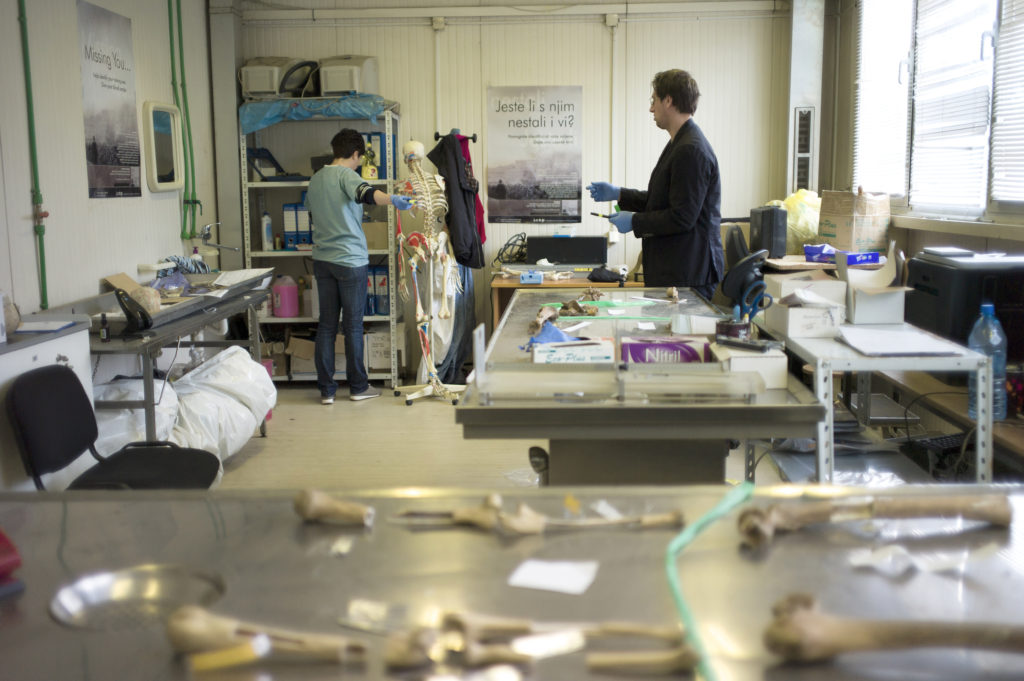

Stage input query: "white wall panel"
[{"left": 0, "top": 0, "right": 216, "bottom": 314}]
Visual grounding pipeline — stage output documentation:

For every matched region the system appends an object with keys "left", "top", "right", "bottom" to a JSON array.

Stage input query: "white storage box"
[
  {"left": 532, "top": 338, "right": 615, "bottom": 364},
  {"left": 710, "top": 344, "right": 788, "bottom": 390},
  {"left": 764, "top": 270, "right": 846, "bottom": 305},
  {"left": 765, "top": 304, "right": 844, "bottom": 338}
]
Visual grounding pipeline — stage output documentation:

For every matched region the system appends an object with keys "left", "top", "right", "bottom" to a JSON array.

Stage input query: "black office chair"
[{"left": 6, "top": 364, "right": 221, "bottom": 490}]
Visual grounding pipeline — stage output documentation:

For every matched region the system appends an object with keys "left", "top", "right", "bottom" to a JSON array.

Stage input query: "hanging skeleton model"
[{"left": 395, "top": 140, "right": 465, "bottom": 405}]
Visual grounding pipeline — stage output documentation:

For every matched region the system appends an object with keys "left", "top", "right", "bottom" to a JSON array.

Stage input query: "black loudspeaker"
[
  {"left": 526, "top": 236, "right": 607, "bottom": 265},
  {"left": 749, "top": 206, "right": 787, "bottom": 258}
]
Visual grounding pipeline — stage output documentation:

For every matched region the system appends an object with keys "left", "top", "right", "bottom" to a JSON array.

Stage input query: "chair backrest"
[
  {"left": 6, "top": 365, "right": 97, "bottom": 488},
  {"left": 724, "top": 223, "right": 750, "bottom": 270}
]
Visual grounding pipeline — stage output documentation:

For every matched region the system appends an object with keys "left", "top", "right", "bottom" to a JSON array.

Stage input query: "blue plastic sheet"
[
  {"left": 239, "top": 96, "right": 398, "bottom": 135},
  {"left": 520, "top": 321, "right": 581, "bottom": 352}
]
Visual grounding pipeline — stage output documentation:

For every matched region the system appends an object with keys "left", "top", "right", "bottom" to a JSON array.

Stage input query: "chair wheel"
[
  {"left": 451, "top": 399, "right": 459, "bottom": 405},
  {"left": 405, "top": 399, "right": 413, "bottom": 406},
  {"left": 394, "top": 390, "right": 401, "bottom": 396}
]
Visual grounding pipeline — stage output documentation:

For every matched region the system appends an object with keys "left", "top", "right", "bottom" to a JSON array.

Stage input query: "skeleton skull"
[{"left": 403, "top": 140, "right": 426, "bottom": 163}]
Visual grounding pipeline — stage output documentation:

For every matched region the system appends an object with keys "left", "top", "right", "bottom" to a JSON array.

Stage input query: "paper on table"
[
  {"left": 838, "top": 325, "right": 968, "bottom": 356},
  {"left": 561, "top": 321, "right": 592, "bottom": 333},
  {"left": 607, "top": 308, "right": 624, "bottom": 316},
  {"left": 508, "top": 559, "right": 599, "bottom": 595},
  {"left": 212, "top": 268, "right": 273, "bottom": 288},
  {"left": 636, "top": 322, "right": 656, "bottom": 330},
  {"left": 16, "top": 320, "right": 74, "bottom": 333}
]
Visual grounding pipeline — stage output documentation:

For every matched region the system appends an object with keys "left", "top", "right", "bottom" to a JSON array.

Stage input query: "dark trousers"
[{"left": 313, "top": 260, "right": 368, "bottom": 397}]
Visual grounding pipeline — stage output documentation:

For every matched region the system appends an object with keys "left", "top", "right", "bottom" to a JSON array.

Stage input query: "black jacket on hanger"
[{"left": 427, "top": 135, "right": 484, "bottom": 269}]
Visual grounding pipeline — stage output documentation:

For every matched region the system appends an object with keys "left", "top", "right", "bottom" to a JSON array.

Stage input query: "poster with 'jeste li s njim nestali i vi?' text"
[{"left": 486, "top": 86, "right": 582, "bottom": 224}]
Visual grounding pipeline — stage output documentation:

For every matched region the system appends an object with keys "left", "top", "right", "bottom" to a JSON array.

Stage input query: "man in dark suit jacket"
[{"left": 587, "top": 69, "right": 724, "bottom": 301}]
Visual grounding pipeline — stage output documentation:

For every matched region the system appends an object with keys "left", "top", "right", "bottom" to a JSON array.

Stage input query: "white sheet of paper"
[
  {"left": 561, "top": 321, "right": 592, "bottom": 333},
  {"left": 838, "top": 325, "right": 967, "bottom": 356},
  {"left": 508, "top": 559, "right": 599, "bottom": 595},
  {"left": 607, "top": 308, "right": 624, "bottom": 316},
  {"left": 636, "top": 322, "right": 656, "bottom": 331}
]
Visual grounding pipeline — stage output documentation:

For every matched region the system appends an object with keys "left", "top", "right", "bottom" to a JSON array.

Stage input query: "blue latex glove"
[
  {"left": 390, "top": 195, "right": 414, "bottom": 210},
  {"left": 609, "top": 211, "right": 634, "bottom": 234},
  {"left": 586, "top": 182, "right": 620, "bottom": 202}
]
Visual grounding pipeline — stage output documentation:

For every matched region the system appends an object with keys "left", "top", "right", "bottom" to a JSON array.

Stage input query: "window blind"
[
  {"left": 909, "top": 0, "right": 997, "bottom": 212},
  {"left": 853, "top": 0, "right": 913, "bottom": 197},
  {"left": 991, "top": 0, "right": 1024, "bottom": 203}
]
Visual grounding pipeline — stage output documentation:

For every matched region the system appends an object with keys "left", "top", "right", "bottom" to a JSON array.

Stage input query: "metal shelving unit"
[{"left": 239, "top": 100, "right": 401, "bottom": 388}]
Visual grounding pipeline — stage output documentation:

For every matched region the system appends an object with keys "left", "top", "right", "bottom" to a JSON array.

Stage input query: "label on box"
[
  {"left": 620, "top": 336, "right": 711, "bottom": 363},
  {"left": 532, "top": 339, "right": 615, "bottom": 364}
]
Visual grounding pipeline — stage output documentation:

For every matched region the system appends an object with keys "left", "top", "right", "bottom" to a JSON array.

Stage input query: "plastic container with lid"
[{"left": 272, "top": 275, "right": 299, "bottom": 318}]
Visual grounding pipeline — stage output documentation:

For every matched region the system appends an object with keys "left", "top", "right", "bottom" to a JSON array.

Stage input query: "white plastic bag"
[
  {"left": 94, "top": 379, "right": 179, "bottom": 455},
  {"left": 170, "top": 346, "right": 277, "bottom": 461}
]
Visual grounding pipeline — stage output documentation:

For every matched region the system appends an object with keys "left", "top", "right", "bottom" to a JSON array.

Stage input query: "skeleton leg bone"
[
  {"left": 166, "top": 605, "right": 366, "bottom": 664},
  {"left": 765, "top": 593, "right": 1024, "bottom": 663},
  {"left": 738, "top": 494, "right": 1012, "bottom": 549}
]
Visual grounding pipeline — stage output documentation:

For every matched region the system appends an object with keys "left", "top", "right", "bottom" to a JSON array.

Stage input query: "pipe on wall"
[{"left": 17, "top": 0, "right": 48, "bottom": 309}]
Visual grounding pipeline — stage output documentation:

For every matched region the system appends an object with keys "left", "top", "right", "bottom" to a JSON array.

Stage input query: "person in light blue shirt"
[{"left": 305, "top": 129, "right": 412, "bottom": 404}]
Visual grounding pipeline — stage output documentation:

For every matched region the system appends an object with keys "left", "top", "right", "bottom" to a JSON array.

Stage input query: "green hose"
[
  {"left": 176, "top": 0, "right": 198, "bottom": 239},
  {"left": 167, "top": 0, "right": 188, "bottom": 240},
  {"left": 18, "top": 0, "right": 47, "bottom": 309}
]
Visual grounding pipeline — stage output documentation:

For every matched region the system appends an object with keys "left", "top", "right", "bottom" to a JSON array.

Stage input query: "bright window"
[{"left": 855, "top": 0, "right": 1024, "bottom": 217}]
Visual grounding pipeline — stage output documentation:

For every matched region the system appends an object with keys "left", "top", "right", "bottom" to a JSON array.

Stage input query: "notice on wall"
[
  {"left": 79, "top": 1, "right": 140, "bottom": 198},
  {"left": 486, "top": 86, "right": 582, "bottom": 223}
]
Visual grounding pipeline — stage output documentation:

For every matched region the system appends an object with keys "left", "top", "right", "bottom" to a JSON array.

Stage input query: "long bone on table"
[{"left": 765, "top": 593, "right": 1024, "bottom": 662}]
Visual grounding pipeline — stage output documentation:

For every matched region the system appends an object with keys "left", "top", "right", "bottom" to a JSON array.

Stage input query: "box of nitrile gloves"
[{"left": 620, "top": 336, "right": 712, "bottom": 363}]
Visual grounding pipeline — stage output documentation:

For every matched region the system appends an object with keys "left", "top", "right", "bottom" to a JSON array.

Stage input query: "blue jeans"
[{"left": 313, "top": 260, "right": 368, "bottom": 397}]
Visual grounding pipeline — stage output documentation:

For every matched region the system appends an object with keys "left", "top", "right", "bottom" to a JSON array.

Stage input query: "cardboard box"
[
  {"left": 285, "top": 336, "right": 316, "bottom": 361},
  {"left": 764, "top": 271, "right": 847, "bottom": 305},
  {"left": 836, "top": 241, "right": 910, "bottom": 324},
  {"left": 291, "top": 356, "right": 316, "bottom": 374},
  {"left": 818, "top": 189, "right": 890, "bottom": 252},
  {"left": 363, "top": 222, "right": 389, "bottom": 250},
  {"left": 711, "top": 344, "right": 789, "bottom": 390},
  {"left": 532, "top": 338, "right": 616, "bottom": 364},
  {"left": 621, "top": 336, "right": 711, "bottom": 363},
  {"left": 765, "top": 304, "right": 844, "bottom": 338},
  {"left": 270, "top": 353, "right": 288, "bottom": 376},
  {"left": 365, "top": 324, "right": 405, "bottom": 371}
]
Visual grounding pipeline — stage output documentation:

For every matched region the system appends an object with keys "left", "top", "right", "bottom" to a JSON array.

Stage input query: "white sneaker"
[
  {"left": 349, "top": 386, "right": 381, "bottom": 401},
  {"left": 321, "top": 395, "right": 335, "bottom": 405}
]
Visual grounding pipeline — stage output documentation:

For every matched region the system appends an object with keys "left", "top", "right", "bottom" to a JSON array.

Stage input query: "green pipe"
[
  {"left": 167, "top": 0, "right": 188, "bottom": 240},
  {"left": 176, "top": 0, "right": 199, "bottom": 239},
  {"left": 18, "top": 0, "right": 47, "bottom": 309}
]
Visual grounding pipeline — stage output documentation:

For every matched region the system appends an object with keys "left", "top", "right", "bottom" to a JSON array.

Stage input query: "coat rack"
[{"left": 435, "top": 129, "right": 477, "bottom": 142}]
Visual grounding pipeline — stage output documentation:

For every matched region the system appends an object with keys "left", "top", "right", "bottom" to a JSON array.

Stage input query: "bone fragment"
[
  {"left": 166, "top": 605, "right": 366, "bottom": 664},
  {"left": 739, "top": 494, "right": 1012, "bottom": 549},
  {"left": 765, "top": 593, "right": 1024, "bottom": 662},
  {"left": 293, "top": 489, "right": 375, "bottom": 527},
  {"left": 665, "top": 287, "right": 679, "bottom": 302},
  {"left": 579, "top": 287, "right": 605, "bottom": 301},
  {"left": 449, "top": 493, "right": 504, "bottom": 530},
  {"left": 528, "top": 306, "right": 560, "bottom": 335},
  {"left": 585, "top": 645, "right": 700, "bottom": 675},
  {"left": 383, "top": 626, "right": 437, "bottom": 669}
]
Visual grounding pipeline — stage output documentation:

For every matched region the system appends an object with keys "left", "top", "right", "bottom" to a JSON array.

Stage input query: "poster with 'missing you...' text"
[
  {"left": 79, "top": 1, "right": 140, "bottom": 198},
  {"left": 486, "top": 86, "right": 582, "bottom": 223}
]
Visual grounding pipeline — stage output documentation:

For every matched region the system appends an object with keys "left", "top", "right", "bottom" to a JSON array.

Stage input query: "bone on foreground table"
[{"left": 3, "top": 486, "right": 1024, "bottom": 681}]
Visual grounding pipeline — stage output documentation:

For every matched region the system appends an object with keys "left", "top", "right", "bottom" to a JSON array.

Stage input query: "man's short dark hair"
[
  {"left": 652, "top": 69, "right": 700, "bottom": 115},
  {"left": 331, "top": 129, "right": 366, "bottom": 159}
]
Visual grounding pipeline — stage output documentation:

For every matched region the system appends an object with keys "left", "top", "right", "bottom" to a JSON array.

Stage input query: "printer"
[{"left": 905, "top": 247, "right": 1024, "bottom": 363}]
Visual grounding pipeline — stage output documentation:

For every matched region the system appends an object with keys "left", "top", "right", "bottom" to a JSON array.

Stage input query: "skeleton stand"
[{"left": 393, "top": 140, "right": 466, "bottom": 406}]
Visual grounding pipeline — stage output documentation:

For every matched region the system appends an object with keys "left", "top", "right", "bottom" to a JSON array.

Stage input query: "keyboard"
[{"left": 907, "top": 432, "right": 969, "bottom": 458}]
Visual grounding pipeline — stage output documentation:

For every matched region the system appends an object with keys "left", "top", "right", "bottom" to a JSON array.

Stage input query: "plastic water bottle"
[
  {"left": 968, "top": 302, "right": 1007, "bottom": 421},
  {"left": 261, "top": 212, "right": 273, "bottom": 251}
]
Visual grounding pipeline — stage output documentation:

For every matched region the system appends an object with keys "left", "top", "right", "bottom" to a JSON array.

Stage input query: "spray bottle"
[{"left": 261, "top": 211, "right": 273, "bottom": 251}]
